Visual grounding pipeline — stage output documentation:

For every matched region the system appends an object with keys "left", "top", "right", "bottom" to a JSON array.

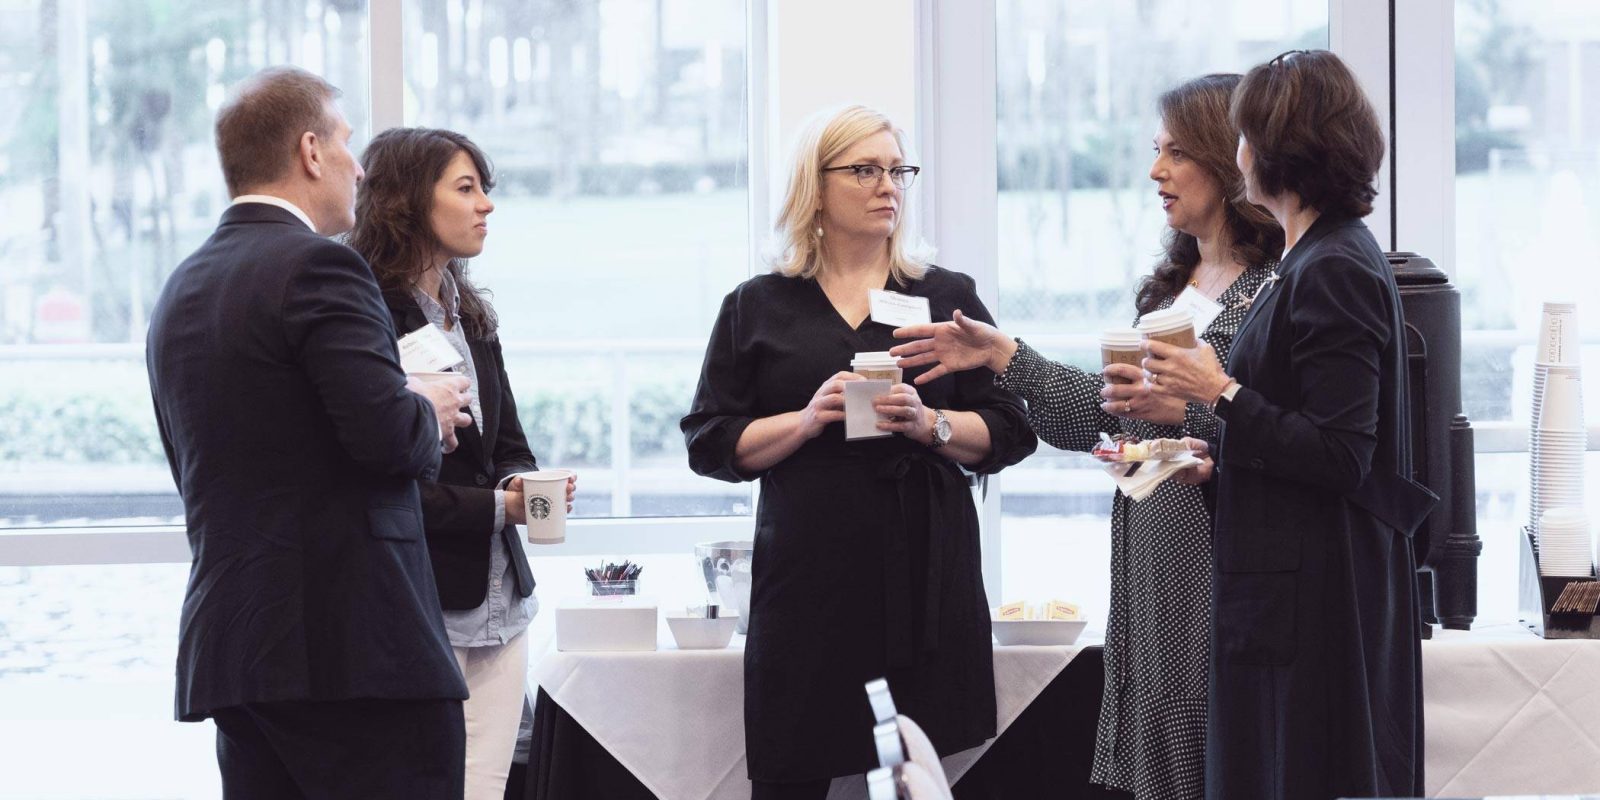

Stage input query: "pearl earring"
[{"left": 815, "top": 225, "right": 824, "bottom": 238}]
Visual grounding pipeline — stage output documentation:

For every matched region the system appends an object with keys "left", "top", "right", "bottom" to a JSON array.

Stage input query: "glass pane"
[
  {"left": 1457, "top": 0, "right": 1600, "bottom": 623},
  {"left": 993, "top": 1, "right": 1328, "bottom": 618},
  {"left": 401, "top": 0, "right": 751, "bottom": 519},
  {"left": 0, "top": 1, "right": 371, "bottom": 528},
  {"left": 1456, "top": 0, "right": 1600, "bottom": 425}
]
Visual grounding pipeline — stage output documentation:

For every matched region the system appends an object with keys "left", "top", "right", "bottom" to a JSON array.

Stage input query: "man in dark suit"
[{"left": 146, "top": 66, "right": 476, "bottom": 798}]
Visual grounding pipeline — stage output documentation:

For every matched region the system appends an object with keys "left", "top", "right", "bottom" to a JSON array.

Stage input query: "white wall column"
[
  {"left": 1393, "top": 0, "right": 1455, "bottom": 270},
  {"left": 761, "top": 0, "right": 918, "bottom": 218},
  {"left": 1331, "top": 0, "right": 1395, "bottom": 250}
]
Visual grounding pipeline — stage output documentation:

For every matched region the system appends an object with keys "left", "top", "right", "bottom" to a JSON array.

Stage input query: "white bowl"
[
  {"left": 992, "top": 619, "right": 1087, "bottom": 646},
  {"left": 665, "top": 615, "right": 739, "bottom": 649}
]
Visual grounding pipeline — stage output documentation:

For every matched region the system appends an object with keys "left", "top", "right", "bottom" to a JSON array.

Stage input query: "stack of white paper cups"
[
  {"left": 1537, "top": 508, "right": 1593, "bottom": 578},
  {"left": 1528, "top": 302, "right": 1586, "bottom": 556}
]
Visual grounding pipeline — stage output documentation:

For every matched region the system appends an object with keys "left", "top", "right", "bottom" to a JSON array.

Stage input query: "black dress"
[
  {"left": 1208, "top": 214, "right": 1430, "bottom": 800},
  {"left": 997, "top": 264, "right": 1271, "bottom": 800},
  {"left": 681, "top": 267, "right": 1037, "bottom": 782}
]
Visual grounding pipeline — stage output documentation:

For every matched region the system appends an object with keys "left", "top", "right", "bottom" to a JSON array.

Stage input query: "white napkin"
[{"left": 1103, "top": 452, "right": 1202, "bottom": 501}]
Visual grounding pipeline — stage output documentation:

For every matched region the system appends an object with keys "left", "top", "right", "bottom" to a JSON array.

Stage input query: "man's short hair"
[{"left": 214, "top": 67, "right": 340, "bottom": 197}]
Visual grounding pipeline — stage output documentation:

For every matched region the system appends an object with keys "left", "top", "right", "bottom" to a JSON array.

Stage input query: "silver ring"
[{"left": 1124, "top": 401, "right": 1132, "bottom": 414}]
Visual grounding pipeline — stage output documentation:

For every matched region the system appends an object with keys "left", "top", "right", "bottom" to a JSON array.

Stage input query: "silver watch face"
[{"left": 935, "top": 416, "right": 952, "bottom": 442}]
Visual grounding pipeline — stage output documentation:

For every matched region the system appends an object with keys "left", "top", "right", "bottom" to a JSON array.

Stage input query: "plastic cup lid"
[
  {"left": 1136, "top": 307, "right": 1194, "bottom": 333},
  {"left": 1100, "top": 328, "right": 1142, "bottom": 347}
]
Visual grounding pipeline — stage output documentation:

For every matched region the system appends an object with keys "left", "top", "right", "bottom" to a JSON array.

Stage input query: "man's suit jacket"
[
  {"left": 383, "top": 290, "right": 537, "bottom": 610},
  {"left": 146, "top": 202, "right": 468, "bottom": 722}
]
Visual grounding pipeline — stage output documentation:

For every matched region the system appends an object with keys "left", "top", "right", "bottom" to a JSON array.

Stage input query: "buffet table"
[
  {"left": 524, "top": 632, "right": 1118, "bottom": 800},
  {"left": 517, "top": 624, "right": 1600, "bottom": 800},
  {"left": 1422, "top": 625, "right": 1600, "bottom": 796}
]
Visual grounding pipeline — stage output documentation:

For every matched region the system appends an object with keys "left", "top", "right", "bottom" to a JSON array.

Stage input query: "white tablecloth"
[
  {"left": 531, "top": 629, "right": 1085, "bottom": 800},
  {"left": 533, "top": 623, "right": 1600, "bottom": 799},
  {"left": 1423, "top": 625, "right": 1600, "bottom": 797}
]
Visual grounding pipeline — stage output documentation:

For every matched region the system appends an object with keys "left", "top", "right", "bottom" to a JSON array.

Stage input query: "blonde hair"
[{"left": 768, "top": 105, "right": 933, "bottom": 282}]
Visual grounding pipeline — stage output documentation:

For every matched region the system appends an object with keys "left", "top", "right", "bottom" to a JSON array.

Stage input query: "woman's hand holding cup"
[
  {"left": 1100, "top": 363, "right": 1186, "bottom": 425},
  {"left": 800, "top": 372, "right": 863, "bottom": 440},
  {"left": 873, "top": 382, "right": 931, "bottom": 439},
  {"left": 1142, "top": 340, "right": 1231, "bottom": 406},
  {"left": 503, "top": 473, "right": 578, "bottom": 524}
]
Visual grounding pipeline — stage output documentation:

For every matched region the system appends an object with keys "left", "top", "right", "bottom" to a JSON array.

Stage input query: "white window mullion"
[
  {"left": 1330, "top": 0, "right": 1395, "bottom": 250},
  {"left": 369, "top": 0, "right": 405, "bottom": 131},
  {"left": 918, "top": 0, "right": 1001, "bottom": 604}
]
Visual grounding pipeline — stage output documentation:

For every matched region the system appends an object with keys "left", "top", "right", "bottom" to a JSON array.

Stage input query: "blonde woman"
[{"left": 681, "top": 106, "right": 1036, "bottom": 798}]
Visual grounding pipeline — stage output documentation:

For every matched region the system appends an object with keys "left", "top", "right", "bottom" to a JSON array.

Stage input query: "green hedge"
[{"left": 0, "top": 382, "right": 696, "bottom": 469}]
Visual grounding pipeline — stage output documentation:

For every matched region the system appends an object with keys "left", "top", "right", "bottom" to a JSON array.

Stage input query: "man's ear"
[{"left": 299, "top": 131, "right": 323, "bottom": 179}]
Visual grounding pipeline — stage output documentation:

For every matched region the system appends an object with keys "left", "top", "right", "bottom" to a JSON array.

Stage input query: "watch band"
[{"left": 930, "top": 409, "right": 951, "bottom": 449}]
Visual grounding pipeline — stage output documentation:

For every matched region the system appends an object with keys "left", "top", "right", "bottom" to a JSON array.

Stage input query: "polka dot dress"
[{"left": 997, "top": 263, "right": 1273, "bottom": 800}]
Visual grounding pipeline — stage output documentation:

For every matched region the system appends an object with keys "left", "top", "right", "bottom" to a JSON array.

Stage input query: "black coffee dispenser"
[{"left": 1391, "top": 252, "right": 1482, "bottom": 634}]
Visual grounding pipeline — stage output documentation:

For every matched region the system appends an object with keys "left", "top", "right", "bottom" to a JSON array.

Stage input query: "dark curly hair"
[
  {"left": 346, "top": 127, "right": 500, "bottom": 340},
  {"left": 1135, "top": 74, "right": 1284, "bottom": 316},
  {"left": 1230, "top": 49, "right": 1386, "bottom": 219}
]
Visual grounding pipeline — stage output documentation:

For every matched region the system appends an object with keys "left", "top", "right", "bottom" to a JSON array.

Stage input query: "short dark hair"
[
  {"left": 1230, "top": 50, "right": 1385, "bottom": 218},
  {"left": 346, "top": 127, "right": 500, "bottom": 340},
  {"left": 214, "top": 66, "right": 340, "bottom": 197}
]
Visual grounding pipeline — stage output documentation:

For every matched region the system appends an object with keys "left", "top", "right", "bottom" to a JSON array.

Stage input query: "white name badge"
[
  {"left": 398, "top": 323, "right": 465, "bottom": 374},
  {"left": 869, "top": 290, "right": 932, "bottom": 328},
  {"left": 1169, "top": 286, "right": 1224, "bottom": 336}
]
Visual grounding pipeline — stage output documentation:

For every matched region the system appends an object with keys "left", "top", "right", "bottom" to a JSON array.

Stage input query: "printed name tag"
[
  {"left": 398, "top": 324, "right": 465, "bottom": 373},
  {"left": 869, "top": 290, "right": 932, "bottom": 328},
  {"left": 1170, "top": 286, "right": 1224, "bottom": 336}
]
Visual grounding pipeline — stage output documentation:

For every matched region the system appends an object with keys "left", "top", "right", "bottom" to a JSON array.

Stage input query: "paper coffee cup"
[
  {"left": 850, "top": 351, "right": 903, "bottom": 384},
  {"left": 1100, "top": 328, "right": 1143, "bottom": 384},
  {"left": 518, "top": 469, "right": 573, "bottom": 544},
  {"left": 1537, "top": 302, "right": 1579, "bottom": 365},
  {"left": 1539, "top": 366, "right": 1584, "bottom": 431},
  {"left": 1136, "top": 308, "right": 1197, "bottom": 349}
]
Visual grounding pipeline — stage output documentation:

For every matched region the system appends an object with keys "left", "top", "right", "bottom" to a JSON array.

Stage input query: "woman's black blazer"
[{"left": 384, "top": 289, "right": 538, "bottom": 610}]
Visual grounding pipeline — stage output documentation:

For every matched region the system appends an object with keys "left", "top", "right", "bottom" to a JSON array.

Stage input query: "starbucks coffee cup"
[
  {"left": 1136, "top": 308, "right": 1198, "bottom": 349},
  {"left": 1100, "top": 328, "right": 1143, "bottom": 384},
  {"left": 518, "top": 469, "right": 573, "bottom": 544}
]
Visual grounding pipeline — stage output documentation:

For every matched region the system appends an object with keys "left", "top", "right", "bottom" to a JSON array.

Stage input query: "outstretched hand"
[{"left": 890, "top": 309, "right": 1016, "bottom": 385}]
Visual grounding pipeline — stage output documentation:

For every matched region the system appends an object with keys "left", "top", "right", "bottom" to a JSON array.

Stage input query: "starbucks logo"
[{"left": 529, "top": 496, "right": 552, "bottom": 520}]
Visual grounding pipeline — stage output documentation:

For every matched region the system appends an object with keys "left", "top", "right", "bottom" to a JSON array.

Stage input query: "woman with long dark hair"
[
  {"left": 349, "top": 127, "right": 575, "bottom": 800},
  {"left": 892, "top": 74, "right": 1283, "bottom": 799}
]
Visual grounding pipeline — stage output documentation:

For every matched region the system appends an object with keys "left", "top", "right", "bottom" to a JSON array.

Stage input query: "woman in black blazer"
[
  {"left": 348, "top": 127, "right": 575, "bottom": 800},
  {"left": 1143, "top": 51, "right": 1435, "bottom": 800}
]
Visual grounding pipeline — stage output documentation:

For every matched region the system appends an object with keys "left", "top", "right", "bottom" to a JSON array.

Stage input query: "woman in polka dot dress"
[{"left": 891, "top": 74, "right": 1282, "bottom": 800}]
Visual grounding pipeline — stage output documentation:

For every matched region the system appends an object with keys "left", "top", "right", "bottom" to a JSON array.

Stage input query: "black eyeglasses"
[{"left": 821, "top": 164, "right": 921, "bottom": 189}]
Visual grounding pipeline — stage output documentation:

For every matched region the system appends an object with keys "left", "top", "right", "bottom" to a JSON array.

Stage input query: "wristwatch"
[
  {"left": 929, "top": 409, "right": 952, "bottom": 450},
  {"left": 1211, "top": 379, "right": 1242, "bottom": 416}
]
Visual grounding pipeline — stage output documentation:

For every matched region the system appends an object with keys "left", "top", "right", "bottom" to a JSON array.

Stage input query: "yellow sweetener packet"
[
  {"left": 996, "top": 601, "right": 1025, "bottom": 621},
  {"left": 1046, "top": 600, "right": 1082, "bottom": 621}
]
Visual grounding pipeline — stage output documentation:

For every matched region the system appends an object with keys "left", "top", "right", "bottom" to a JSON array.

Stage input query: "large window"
[
  {"left": 1455, "top": 0, "right": 1600, "bottom": 620},
  {"left": 401, "top": 0, "right": 751, "bottom": 519},
  {"left": 0, "top": 3, "right": 373, "bottom": 793},
  {"left": 992, "top": 0, "right": 1328, "bottom": 625},
  {"left": 0, "top": 2, "right": 752, "bottom": 794},
  {"left": 0, "top": 0, "right": 372, "bottom": 530}
]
